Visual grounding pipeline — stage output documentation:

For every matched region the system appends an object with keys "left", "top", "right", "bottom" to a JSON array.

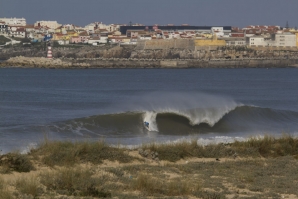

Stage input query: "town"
[
  {"left": 1, "top": 17, "right": 298, "bottom": 69},
  {"left": 1, "top": 17, "right": 298, "bottom": 48}
]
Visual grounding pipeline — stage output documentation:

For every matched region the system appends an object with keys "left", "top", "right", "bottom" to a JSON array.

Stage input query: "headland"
[{"left": 1, "top": 40, "right": 298, "bottom": 68}]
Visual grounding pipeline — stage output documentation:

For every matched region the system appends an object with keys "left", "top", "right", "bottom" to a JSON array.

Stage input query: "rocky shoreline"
[
  {"left": 2, "top": 40, "right": 298, "bottom": 68},
  {"left": 2, "top": 43, "right": 298, "bottom": 68},
  {"left": 1, "top": 56, "right": 298, "bottom": 69}
]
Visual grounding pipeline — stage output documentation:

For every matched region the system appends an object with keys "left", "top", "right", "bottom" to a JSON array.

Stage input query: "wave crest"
[{"left": 143, "top": 104, "right": 238, "bottom": 132}]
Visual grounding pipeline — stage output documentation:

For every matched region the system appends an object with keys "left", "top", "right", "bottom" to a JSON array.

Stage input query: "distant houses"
[{"left": 0, "top": 17, "right": 298, "bottom": 48}]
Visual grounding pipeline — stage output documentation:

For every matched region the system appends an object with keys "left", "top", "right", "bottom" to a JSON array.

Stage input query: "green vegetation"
[
  {"left": 233, "top": 134, "right": 298, "bottom": 157},
  {"left": 30, "top": 140, "right": 136, "bottom": 167},
  {"left": 0, "top": 35, "right": 10, "bottom": 45},
  {"left": 141, "top": 134, "right": 298, "bottom": 162},
  {"left": 0, "top": 153, "right": 34, "bottom": 173},
  {"left": 40, "top": 167, "right": 111, "bottom": 197},
  {"left": 0, "top": 135, "right": 297, "bottom": 198}
]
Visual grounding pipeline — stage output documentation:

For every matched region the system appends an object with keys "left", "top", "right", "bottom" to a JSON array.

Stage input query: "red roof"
[
  {"left": 231, "top": 33, "right": 245, "bottom": 37},
  {"left": 16, "top": 28, "right": 25, "bottom": 32},
  {"left": 79, "top": 31, "right": 89, "bottom": 36}
]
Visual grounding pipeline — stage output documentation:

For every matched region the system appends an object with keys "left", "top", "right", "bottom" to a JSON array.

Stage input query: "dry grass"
[
  {"left": 0, "top": 135, "right": 298, "bottom": 198},
  {"left": 141, "top": 139, "right": 239, "bottom": 162},
  {"left": 0, "top": 189, "right": 14, "bottom": 199},
  {"left": 141, "top": 134, "right": 298, "bottom": 162},
  {"left": 30, "top": 140, "right": 136, "bottom": 167},
  {"left": 132, "top": 173, "right": 165, "bottom": 195},
  {"left": 0, "top": 177, "right": 14, "bottom": 199},
  {"left": 232, "top": 134, "right": 298, "bottom": 157},
  {"left": 39, "top": 166, "right": 111, "bottom": 197},
  {"left": 15, "top": 176, "right": 41, "bottom": 198}
]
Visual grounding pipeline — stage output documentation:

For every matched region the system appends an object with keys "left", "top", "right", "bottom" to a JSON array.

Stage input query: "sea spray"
[
  {"left": 143, "top": 111, "right": 158, "bottom": 131},
  {"left": 136, "top": 92, "right": 239, "bottom": 131}
]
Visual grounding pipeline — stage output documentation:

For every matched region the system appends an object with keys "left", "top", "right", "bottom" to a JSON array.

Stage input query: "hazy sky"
[{"left": 1, "top": 0, "right": 298, "bottom": 28}]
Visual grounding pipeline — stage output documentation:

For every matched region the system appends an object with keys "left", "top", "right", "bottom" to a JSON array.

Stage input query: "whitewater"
[{"left": 1, "top": 68, "right": 298, "bottom": 153}]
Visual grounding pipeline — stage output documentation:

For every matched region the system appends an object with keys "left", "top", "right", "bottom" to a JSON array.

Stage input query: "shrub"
[
  {"left": 31, "top": 140, "right": 134, "bottom": 167},
  {"left": 141, "top": 140, "right": 235, "bottom": 161},
  {"left": 142, "top": 140, "right": 199, "bottom": 162},
  {"left": 232, "top": 134, "right": 298, "bottom": 157},
  {"left": 167, "top": 178, "right": 196, "bottom": 196},
  {"left": 0, "top": 153, "right": 34, "bottom": 172},
  {"left": 132, "top": 173, "right": 165, "bottom": 195},
  {"left": 40, "top": 167, "right": 111, "bottom": 197}
]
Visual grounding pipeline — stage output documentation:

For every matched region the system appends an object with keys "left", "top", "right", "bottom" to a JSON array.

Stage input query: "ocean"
[{"left": 1, "top": 68, "right": 298, "bottom": 153}]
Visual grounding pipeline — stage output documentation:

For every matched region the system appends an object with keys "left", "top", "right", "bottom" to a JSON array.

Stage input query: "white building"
[
  {"left": 139, "top": 34, "right": 152, "bottom": 40},
  {"left": 0, "top": 24, "right": 8, "bottom": 34},
  {"left": 249, "top": 36, "right": 265, "bottom": 46},
  {"left": 58, "top": 40, "right": 69, "bottom": 45},
  {"left": 226, "top": 40, "right": 246, "bottom": 46},
  {"left": 85, "top": 22, "right": 106, "bottom": 32},
  {"left": 249, "top": 33, "right": 297, "bottom": 47},
  {"left": 106, "top": 24, "right": 119, "bottom": 32},
  {"left": 85, "top": 22, "right": 120, "bottom": 33},
  {"left": 62, "top": 24, "right": 75, "bottom": 30},
  {"left": 0, "top": 17, "right": 26, "bottom": 26},
  {"left": 34, "top": 21, "right": 61, "bottom": 30},
  {"left": 85, "top": 23, "right": 96, "bottom": 32},
  {"left": 99, "top": 36, "right": 108, "bottom": 43},
  {"left": 8, "top": 26, "right": 26, "bottom": 38},
  {"left": 88, "top": 37, "right": 103, "bottom": 44},
  {"left": 211, "top": 27, "right": 224, "bottom": 37},
  {"left": 274, "top": 33, "right": 296, "bottom": 47}
]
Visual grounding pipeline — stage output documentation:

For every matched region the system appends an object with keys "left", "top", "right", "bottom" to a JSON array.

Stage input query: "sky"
[{"left": 1, "top": 0, "right": 298, "bottom": 28}]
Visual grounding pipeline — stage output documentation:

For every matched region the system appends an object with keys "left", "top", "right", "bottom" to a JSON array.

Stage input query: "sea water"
[{"left": 1, "top": 68, "right": 298, "bottom": 153}]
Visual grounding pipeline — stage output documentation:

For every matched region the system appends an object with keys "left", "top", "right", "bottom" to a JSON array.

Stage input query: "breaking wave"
[{"left": 46, "top": 105, "right": 298, "bottom": 136}]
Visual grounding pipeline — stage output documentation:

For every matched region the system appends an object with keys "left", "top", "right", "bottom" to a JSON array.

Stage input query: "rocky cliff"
[
  {"left": 2, "top": 40, "right": 298, "bottom": 61},
  {"left": 1, "top": 56, "right": 298, "bottom": 69},
  {"left": 1, "top": 40, "right": 298, "bottom": 68}
]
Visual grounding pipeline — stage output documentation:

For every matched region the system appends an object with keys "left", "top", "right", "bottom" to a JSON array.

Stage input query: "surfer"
[{"left": 144, "top": 121, "right": 149, "bottom": 128}]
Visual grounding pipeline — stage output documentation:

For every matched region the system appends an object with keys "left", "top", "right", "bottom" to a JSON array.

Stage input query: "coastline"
[{"left": 1, "top": 56, "right": 298, "bottom": 69}]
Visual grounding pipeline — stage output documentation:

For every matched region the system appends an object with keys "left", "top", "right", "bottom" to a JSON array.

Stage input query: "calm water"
[{"left": 1, "top": 68, "right": 298, "bottom": 153}]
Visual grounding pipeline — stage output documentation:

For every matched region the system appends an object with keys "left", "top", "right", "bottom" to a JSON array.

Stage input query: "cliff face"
[
  {"left": 0, "top": 45, "right": 134, "bottom": 60},
  {"left": 1, "top": 56, "right": 298, "bottom": 69},
  {"left": 0, "top": 47, "right": 45, "bottom": 59}
]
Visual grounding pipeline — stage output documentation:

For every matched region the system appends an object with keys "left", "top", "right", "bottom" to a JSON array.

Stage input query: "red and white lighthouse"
[{"left": 47, "top": 46, "right": 52, "bottom": 59}]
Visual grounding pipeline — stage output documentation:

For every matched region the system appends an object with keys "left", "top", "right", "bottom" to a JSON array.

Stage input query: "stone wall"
[
  {"left": 1, "top": 56, "right": 298, "bottom": 69},
  {"left": 135, "top": 39, "right": 195, "bottom": 50},
  {"left": 160, "top": 60, "right": 188, "bottom": 68},
  {"left": 2, "top": 43, "right": 298, "bottom": 62},
  {"left": 194, "top": 39, "right": 226, "bottom": 46}
]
